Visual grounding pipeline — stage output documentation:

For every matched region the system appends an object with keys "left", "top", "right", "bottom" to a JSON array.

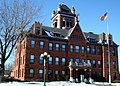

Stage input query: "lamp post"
[{"left": 40, "top": 52, "right": 50, "bottom": 86}]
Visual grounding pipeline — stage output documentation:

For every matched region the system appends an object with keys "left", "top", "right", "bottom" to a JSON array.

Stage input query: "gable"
[{"left": 69, "top": 22, "right": 86, "bottom": 44}]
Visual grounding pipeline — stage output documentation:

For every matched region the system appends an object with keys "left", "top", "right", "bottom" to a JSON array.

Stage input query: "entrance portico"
[{"left": 68, "top": 61, "right": 91, "bottom": 83}]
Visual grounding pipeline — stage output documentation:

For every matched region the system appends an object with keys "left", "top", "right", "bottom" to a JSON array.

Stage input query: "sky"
[{"left": 7, "top": 0, "right": 120, "bottom": 71}]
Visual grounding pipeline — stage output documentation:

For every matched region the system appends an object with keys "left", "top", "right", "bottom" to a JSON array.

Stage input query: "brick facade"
[{"left": 13, "top": 3, "right": 119, "bottom": 82}]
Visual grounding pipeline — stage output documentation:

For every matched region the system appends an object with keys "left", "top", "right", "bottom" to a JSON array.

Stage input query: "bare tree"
[{"left": 0, "top": 0, "right": 42, "bottom": 81}]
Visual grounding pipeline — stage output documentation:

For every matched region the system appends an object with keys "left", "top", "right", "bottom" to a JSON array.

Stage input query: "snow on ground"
[{"left": 0, "top": 81, "right": 120, "bottom": 86}]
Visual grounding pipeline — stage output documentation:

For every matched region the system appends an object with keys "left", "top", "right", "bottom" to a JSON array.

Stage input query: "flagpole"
[{"left": 106, "top": 15, "right": 111, "bottom": 84}]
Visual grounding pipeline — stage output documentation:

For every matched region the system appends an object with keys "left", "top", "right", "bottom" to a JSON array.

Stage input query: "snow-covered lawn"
[{"left": 0, "top": 81, "right": 120, "bottom": 86}]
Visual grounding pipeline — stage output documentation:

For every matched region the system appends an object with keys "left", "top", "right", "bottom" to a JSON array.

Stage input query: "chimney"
[
  {"left": 40, "top": 23, "right": 43, "bottom": 35},
  {"left": 33, "top": 21, "right": 37, "bottom": 34}
]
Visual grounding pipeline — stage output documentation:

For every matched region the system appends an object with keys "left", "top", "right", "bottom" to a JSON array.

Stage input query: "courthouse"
[{"left": 13, "top": 3, "right": 119, "bottom": 82}]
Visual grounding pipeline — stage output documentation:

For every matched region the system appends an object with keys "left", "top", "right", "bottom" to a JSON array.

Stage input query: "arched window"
[
  {"left": 29, "top": 68, "right": 34, "bottom": 77},
  {"left": 87, "top": 46, "right": 90, "bottom": 54}
]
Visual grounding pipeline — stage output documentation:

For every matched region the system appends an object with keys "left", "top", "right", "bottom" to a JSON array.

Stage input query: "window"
[
  {"left": 70, "top": 58, "right": 74, "bottom": 62},
  {"left": 113, "top": 72, "right": 116, "bottom": 80},
  {"left": 92, "top": 60, "right": 96, "bottom": 68},
  {"left": 29, "top": 68, "right": 34, "bottom": 77},
  {"left": 55, "top": 70, "right": 59, "bottom": 79},
  {"left": 81, "top": 59, "right": 85, "bottom": 63},
  {"left": 62, "top": 44, "right": 66, "bottom": 52},
  {"left": 40, "top": 41, "right": 44, "bottom": 49},
  {"left": 98, "top": 60, "right": 101, "bottom": 68},
  {"left": 112, "top": 61, "right": 116, "bottom": 69},
  {"left": 87, "top": 59, "right": 91, "bottom": 64},
  {"left": 30, "top": 40, "right": 35, "bottom": 48},
  {"left": 93, "top": 72, "right": 97, "bottom": 80},
  {"left": 49, "top": 56, "right": 53, "bottom": 65},
  {"left": 66, "top": 21, "right": 69, "bottom": 27},
  {"left": 62, "top": 58, "right": 66, "bottom": 66},
  {"left": 55, "top": 57, "right": 60, "bottom": 65},
  {"left": 75, "top": 45, "right": 80, "bottom": 53},
  {"left": 49, "top": 43, "right": 53, "bottom": 50},
  {"left": 62, "top": 70, "right": 66, "bottom": 77},
  {"left": 76, "top": 58, "right": 80, "bottom": 63},
  {"left": 106, "top": 47, "right": 108, "bottom": 55},
  {"left": 92, "top": 46, "right": 96, "bottom": 55},
  {"left": 98, "top": 47, "right": 101, "bottom": 55},
  {"left": 112, "top": 48, "right": 115, "bottom": 56},
  {"left": 30, "top": 55, "right": 34, "bottom": 64},
  {"left": 56, "top": 44, "right": 60, "bottom": 51},
  {"left": 98, "top": 72, "right": 102, "bottom": 77},
  {"left": 82, "top": 46, "right": 85, "bottom": 54},
  {"left": 87, "top": 46, "right": 90, "bottom": 54},
  {"left": 70, "top": 45, "right": 74, "bottom": 52},
  {"left": 48, "top": 70, "right": 53, "bottom": 79},
  {"left": 55, "top": 22, "right": 57, "bottom": 27},
  {"left": 107, "top": 61, "right": 109, "bottom": 68},
  {"left": 39, "top": 69, "right": 43, "bottom": 78},
  {"left": 55, "top": 70, "right": 59, "bottom": 75},
  {"left": 39, "top": 55, "right": 43, "bottom": 64}
]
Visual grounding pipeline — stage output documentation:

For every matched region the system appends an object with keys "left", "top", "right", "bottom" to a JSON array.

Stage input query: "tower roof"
[{"left": 60, "top": 4, "right": 72, "bottom": 14}]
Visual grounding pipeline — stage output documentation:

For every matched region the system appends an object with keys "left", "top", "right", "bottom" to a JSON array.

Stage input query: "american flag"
[{"left": 100, "top": 12, "right": 108, "bottom": 21}]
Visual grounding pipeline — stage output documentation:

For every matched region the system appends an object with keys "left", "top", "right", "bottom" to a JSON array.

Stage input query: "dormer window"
[{"left": 87, "top": 37, "right": 96, "bottom": 43}]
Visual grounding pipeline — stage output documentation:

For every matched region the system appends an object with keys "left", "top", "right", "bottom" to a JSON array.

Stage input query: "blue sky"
[
  {"left": 7, "top": 0, "right": 120, "bottom": 71},
  {"left": 37, "top": 0, "right": 120, "bottom": 69}
]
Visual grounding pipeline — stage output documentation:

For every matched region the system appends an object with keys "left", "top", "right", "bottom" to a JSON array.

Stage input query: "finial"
[
  {"left": 52, "top": 9, "right": 55, "bottom": 17},
  {"left": 76, "top": 14, "right": 79, "bottom": 22},
  {"left": 52, "top": 9, "right": 55, "bottom": 13},
  {"left": 71, "top": 6, "right": 75, "bottom": 14},
  {"left": 58, "top": 3, "right": 61, "bottom": 12}
]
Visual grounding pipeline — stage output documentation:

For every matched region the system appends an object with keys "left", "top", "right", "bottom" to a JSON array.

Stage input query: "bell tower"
[{"left": 51, "top": 3, "right": 76, "bottom": 30}]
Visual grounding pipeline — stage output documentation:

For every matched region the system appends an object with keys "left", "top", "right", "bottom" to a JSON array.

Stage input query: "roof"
[
  {"left": 27, "top": 22, "right": 117, "bottom": 46},
  {"left": 42, "top": 25, "right": 99, "bottom": 43},
  {"left": 60, "top": 4, "right": 72, "bottom": 14},
  {"left": 42, "top": 26, "right": 69, "bottom": 37},
  {"left": 84, "top": 32, "right": 99, "bottom": 42}
]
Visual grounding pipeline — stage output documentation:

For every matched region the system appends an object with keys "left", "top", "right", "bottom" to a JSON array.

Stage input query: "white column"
[{"left": 69, "top": 67, "right": 73, "bottom": 82}]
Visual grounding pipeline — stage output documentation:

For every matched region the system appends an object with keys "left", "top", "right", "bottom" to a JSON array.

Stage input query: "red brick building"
[{"left": 13, "top": 3, "right": 119, "bottom": 82}]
